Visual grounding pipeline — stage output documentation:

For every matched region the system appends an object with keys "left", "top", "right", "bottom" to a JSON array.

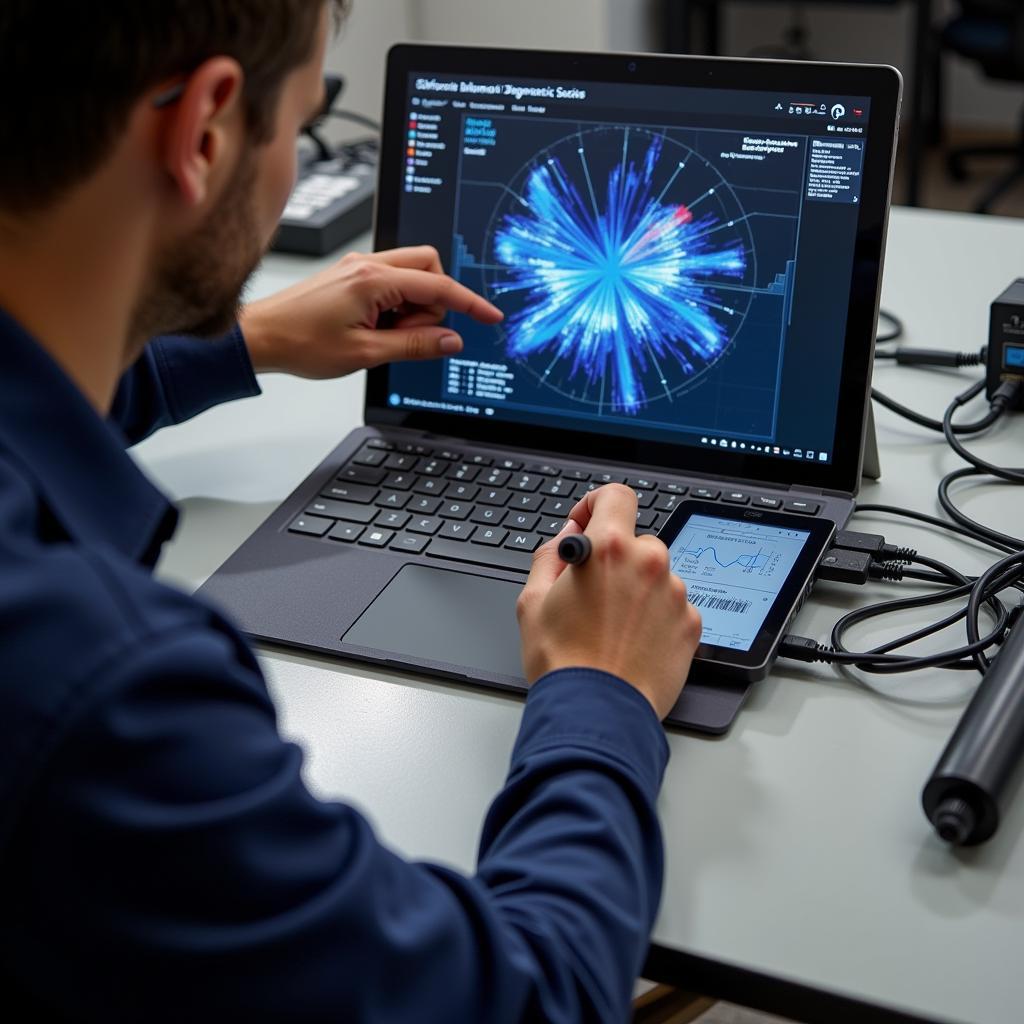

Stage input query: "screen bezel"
[
  {"left": 658, "top": 500, "right": 836, "bottom": 674},
  {"left": 369, "top": 44, "right": 902, "bottom": 496}
]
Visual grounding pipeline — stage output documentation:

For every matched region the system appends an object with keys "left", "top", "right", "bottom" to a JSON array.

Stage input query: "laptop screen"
[{"left": 372, "top": 48, "right": 900, "bottom": 493}]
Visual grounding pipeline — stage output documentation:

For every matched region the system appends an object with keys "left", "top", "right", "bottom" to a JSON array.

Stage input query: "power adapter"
[{"left": 986, "top": 279, "right": 1024, "bottom": 410}]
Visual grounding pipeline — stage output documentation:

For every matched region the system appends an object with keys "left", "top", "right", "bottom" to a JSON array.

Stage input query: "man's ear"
[{"left": 158, "top": 57, "right": 246, "bottom": 208}]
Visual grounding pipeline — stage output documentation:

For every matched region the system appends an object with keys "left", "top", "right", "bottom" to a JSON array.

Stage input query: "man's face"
[{"left": 138, "top": 6, "right": 329, "bottom": 340}]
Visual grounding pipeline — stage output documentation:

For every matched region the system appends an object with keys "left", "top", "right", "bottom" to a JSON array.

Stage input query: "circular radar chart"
[{"left": 485, "top": 126, "right": 755, "bottom": 415}]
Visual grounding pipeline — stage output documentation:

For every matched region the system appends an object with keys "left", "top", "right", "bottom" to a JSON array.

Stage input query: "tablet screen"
[{"left": 668, "top": 512, "right": 811, "bottom": 651}]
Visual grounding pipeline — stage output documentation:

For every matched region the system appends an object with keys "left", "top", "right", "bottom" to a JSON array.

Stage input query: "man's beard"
[{"left": 131, "top": 152, "right": 264, "bottom": 345}]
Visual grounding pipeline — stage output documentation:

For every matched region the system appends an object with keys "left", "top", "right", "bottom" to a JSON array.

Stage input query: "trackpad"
[{"left": 342, "top": 565, "right": 525, "bottom": 678}]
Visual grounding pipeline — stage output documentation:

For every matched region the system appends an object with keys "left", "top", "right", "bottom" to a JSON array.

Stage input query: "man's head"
[{"left": 0, "top": 1, "right": 348, "bottom": 344}]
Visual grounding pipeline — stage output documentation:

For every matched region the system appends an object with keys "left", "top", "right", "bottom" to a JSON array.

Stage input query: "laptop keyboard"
[{"left": 287, "top": 439, "right": 823, "bottom": 573}]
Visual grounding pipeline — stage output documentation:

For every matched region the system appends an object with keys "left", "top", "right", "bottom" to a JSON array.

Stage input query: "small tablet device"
[{"left": 658, "top": 501, "right": 836, "bottom": 681}]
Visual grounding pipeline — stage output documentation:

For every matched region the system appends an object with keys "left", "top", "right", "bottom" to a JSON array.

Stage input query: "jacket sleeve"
[
  {"left": 109, "top": 327, "right": 261, "bottom": 445},
  {"left": 8, "top": 626, "right": 669, "bottom": 1024}
]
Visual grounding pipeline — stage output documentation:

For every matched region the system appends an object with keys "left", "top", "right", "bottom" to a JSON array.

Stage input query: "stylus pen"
[{"left": 558, "top": 534, "right": 592, "bottom": 566}]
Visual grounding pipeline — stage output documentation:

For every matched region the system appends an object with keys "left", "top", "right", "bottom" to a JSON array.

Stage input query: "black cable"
[
  {"left": 854, "top": 502, "right": 1017, "bottom": 556},
  {"left": 942, "top": 380, "right": 1024, "bottom": 485},
  {"left": 938, "top": 467, "right": 1024, "bottom": 553},
  {"left": 876, "top": 308, "right": 904, "bottom": 345},
  {"left": 871, "top": 379, "right": 1003, "bottom": 436}
]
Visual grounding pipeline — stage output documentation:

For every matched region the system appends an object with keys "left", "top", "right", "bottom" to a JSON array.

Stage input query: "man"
[{"left": 0, "top": 2, "right": 701, "bottom": 1020}]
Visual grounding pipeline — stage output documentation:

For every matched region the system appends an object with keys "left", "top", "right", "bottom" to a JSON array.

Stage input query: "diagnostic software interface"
[
  {"left": 387, "top": 71, "right": 872, "bottom": 468},
  {"left": 668, "top": 513, "right": 810, "bottom": 650}
]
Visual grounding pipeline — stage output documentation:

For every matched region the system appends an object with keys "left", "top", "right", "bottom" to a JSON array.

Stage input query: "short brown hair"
[{"left": 0, "top": 1, "right": 349, "bottom": 212}]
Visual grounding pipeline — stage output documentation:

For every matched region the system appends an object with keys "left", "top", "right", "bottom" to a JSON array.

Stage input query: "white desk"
[{"left": 134, "top": 206, "right": 1024, "bottom": 1024}]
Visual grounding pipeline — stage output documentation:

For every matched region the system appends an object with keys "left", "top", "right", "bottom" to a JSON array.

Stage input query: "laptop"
[{"left": 198, "top": 45, "right": 901, "bottom": 733}]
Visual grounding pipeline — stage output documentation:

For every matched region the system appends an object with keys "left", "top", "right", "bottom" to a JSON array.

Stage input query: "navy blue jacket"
[{"left": 0, "top": 309, "right": 670, "bottom": 1022}]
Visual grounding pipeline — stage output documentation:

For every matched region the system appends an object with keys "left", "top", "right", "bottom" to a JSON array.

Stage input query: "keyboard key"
[
  {"left": 657, "top": 494, "right": 683, "bottom": 513},
  {"left": 475, "top": 527, "right": 508, "bottom": 546},
  {"left": 440, "top": 501, "right": 472, "bottom": 520},
  {"left": 692, "top": 487, "right": 721, "bottom": 500},
  {"left": 426, "top": 539, "right": 533, "bottom": 573},
  {"left": 506, "top": 512, "right": 539, "bottom": 531},
  {"left": 390, "top": 533, "right": 429, "bottom": 555},
  {"left": 541, "top": 478, "right": 575, "bottom": 497},
  {"left": 471, "top": 506, "right": 507, "bottom": 526},
  {"left": 566, "top": 469, "right": 592, "bottom": 481},
  {"left": 542, "top": 496, "right": 574, "bottom": 517},
  {"left": 308, "top": 499, "right": 377, "bottom": 524},
  {"left": 527, "top": 462, "right": 561, "bottom": 476},
  {"left": 327, "top": 522, "right": 364, "bottom": 543},
  {"left": 627, "top": 476, "right": 659, "bottom": 490},
  {"left": 538, "top": 518, "right": 565, "bottom": 536},
  {"left": 446, "top": 482, "right": 480, "bottom": 501},
  {"left": 636, "top": 509, "right": 660, "bottom": 529},
  {"left": 505, "top": 531, "right": 542, "bottom": 553},
  {"left": 478, "top": 488, "right": 511, "bottom": 507},
  {"left": 594, "top": 472, "right": 626, "bottom": 484},
  {"left": 418, "top": 458, "right": 446, "bottom": 476},
  {"left": 398, "top": 442, "right": 432, "bottom": 456},
  {"left": 359, "top": 528, "right": 395, "bottom": 548},
  {"left": 408, "top": 516, "right": 442, "bottom": 535},
  {"left": 440, "top": 520, "right": 476, "bottom": 541},
  {"left": 289, "top": 514, "right": 333, "bottom": 537},
  {"left": 382, "top": 472, "right": 415, "bottom": 491},
  {"left": 496, "top": 457, "right": 524, "bottom": 471},
  {"left": 384, "top": 453, "right": 418, "bottom": 471},
  {"left": 753, "top": 495, "right": 782, "bottom": 509},
  {"left": 435, "top": 448, "right": 462, "bottom": 461},
  {"left": 376, "top": 510, "right": 411, "bottom": 530},
  {"left": 468, "top": 453, "right": 493, "bottom": 466},
  {"left": 353, "top": 448, "right": 388, "bottom": 467},
  {"left": 413, "top": 477, "right": 446, "bottom": 496},
  {"left": 661, "top": 482, "right": 688, "bottom": 495},
  {"left": 321, "top": 481, "right": 376, "bottom": 504},
  {"left": 481, "top": 468, "right": 511, "bottom": 487},
  {"left": 366, "top": 439, "right": 395, "bottom": 451},
  {"left": 409, "top": 495, "right": 442, "bottom": 514},
  {"left": 448, "top": 463, "right": 480, "bottom": 482},
  {"left": 510, "top": 473, "right": 541, "bottom": 492},
  {"left": 509, "top": 492, "right": 543, "bottom": 512},
  {"left": 784, "top": 499, "right": 821, "bottom": 515},
  {"left": 376, "top": 491, "right": 411, "bottom": 510},
  {"left": 337, "top": 465, "right": 387, "bottom": 486},
  {"left": 722, "top": 491, "right": 750, "bottom": 505},
  {"left": 633, "top": 490, "right": 656, "bottom": 508}
]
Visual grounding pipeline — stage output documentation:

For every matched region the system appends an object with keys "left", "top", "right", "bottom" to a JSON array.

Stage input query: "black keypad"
[{"left": 306, "top": 440, "right": 824, "bottom": 574}]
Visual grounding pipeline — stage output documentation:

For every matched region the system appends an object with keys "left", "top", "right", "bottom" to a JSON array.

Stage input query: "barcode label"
[{"left": 690, "top": 594, "right": 752, "bottom": 614}]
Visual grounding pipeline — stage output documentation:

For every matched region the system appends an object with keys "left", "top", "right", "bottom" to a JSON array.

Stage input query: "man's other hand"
[
  {"left": 517, "top": 484, "right": 703, "bottom": 721},
  {"left": 239, "top": 246, "right": 503, "bottom": 377}
]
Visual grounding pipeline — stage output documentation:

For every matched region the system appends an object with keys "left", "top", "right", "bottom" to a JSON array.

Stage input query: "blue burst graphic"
[{"left": 491, "top": 133, "right": 747, "bottom": 413}]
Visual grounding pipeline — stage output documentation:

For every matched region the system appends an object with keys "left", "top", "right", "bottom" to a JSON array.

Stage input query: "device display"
[
  {"left": 373, "top": 47, "right": 901, "bottom": 493},
  {"left": 658, "top": 501, "right": 836, "bottom": 677}
]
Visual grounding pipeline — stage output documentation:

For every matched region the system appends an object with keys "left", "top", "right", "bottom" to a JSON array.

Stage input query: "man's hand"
[
  {"left": 239, "top": 246, "right": 503, "bottom": 377},
  {"left": 517, "top": 484, "right": 702, "bottom": 721}
]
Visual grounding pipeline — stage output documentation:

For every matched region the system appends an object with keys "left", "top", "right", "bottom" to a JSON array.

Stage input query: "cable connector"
[
  {"left": 894, "top": 347, "right": 985, "bottom": 369},
  {"left": 778, "top": 635, "right": 836, "bottom": 664},
  {"left": 833, "top": 529, "right": 916, "bottom": 564},
  {"left": 869, "top": 560, "right": 906, "bottom": 582},
  {"left": 817, "top": 548, "right": 872, "bottom": 584},
  {"left": 989, "top": 379, "right": 1023, "bottom": 412}
]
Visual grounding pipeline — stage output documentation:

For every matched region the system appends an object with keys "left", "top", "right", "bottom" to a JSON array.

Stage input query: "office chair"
[{"left": 941, "top": 1, "right": 1024, "bottom": 213}]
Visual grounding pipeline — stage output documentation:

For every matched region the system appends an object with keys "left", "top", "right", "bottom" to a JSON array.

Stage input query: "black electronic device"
[
  {"left": 658, "top": 501, "right": 836, "bottom": 680},
  {"left": 200, "top": 45, "right": 901, "bottom": 734},
  {"left": 923, "top": 609, "right": 1024, "bottom": 846},
  {"left": 272, "top": 143, "right": 377, "bottom": 256},
  {"left": 986, "top": 278, "right": 1024, "bottom": 410}
]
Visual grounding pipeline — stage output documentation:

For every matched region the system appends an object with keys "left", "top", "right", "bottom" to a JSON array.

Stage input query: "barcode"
[{"left": 690, "top": 594, "right": 752, "bottom": 613}]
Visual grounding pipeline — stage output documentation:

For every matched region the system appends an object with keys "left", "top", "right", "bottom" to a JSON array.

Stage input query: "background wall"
[{"left": 324, "top": 0, "right": 1024, "bottom": 134}]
